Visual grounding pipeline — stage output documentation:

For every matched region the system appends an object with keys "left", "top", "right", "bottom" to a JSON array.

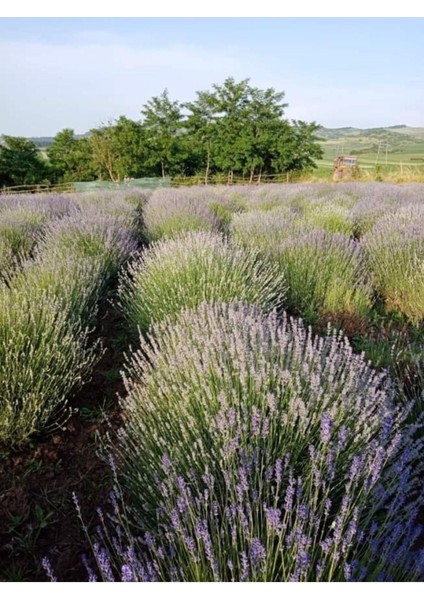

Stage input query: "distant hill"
[
  {"left": 26, "top": 134, "right": 89, "bottom": 148},
  {"left": 0, "top": 134, "right": 90, "bottom": 149},
  {"left": 317, "top": 125, "right": 424, "bottom": 166}
]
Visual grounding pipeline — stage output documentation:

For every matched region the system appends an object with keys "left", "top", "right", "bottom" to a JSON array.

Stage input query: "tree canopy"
[
  {"left": 0, "top": 136, "right": 50, "bottom": 187},
  {"left": 1, "top": 77, "right": 323, "bottom": 187}
]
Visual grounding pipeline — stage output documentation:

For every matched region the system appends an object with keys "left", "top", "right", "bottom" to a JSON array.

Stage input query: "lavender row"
[
  {"left": 69, "top": 303, "right": 424, "bottom": 582},
  {"left": 118, "top": 230, "right": 285, "bottom": 336},
  {"left": 0, "top": 194, "right": 141, "bottom": 445}
]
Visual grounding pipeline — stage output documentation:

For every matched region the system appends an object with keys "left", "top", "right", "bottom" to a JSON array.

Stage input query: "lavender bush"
[
  {"left": 116, "top": 303, "right": 400, "bottom": 520},
  {"left": 0, "top": 204, "right": 50, "bottom": 262},
  {"left": 118, "top": 231, "right": 285, "bottom": 335},
  {"left": 275, "top": 229, "right": 372, "bottom": 323},
  {"left": 0, "top": 200, "right": 141, "bottom": 444},
  {"left": 0, "top": 237, "right": 14, "bottom": 276},
  {"left": 0, "top": 286, "right": 97, "bottom": 445},
  {"left": 3, "top": 210, "right": 139, "bottom": 328},
  {"left": 9, "top": 251, "right": 109, "bottom": 326},
  {"left": 231, "top": 208, "right": 300, "bottom": 251},
  {"left": 71, "top": 303, "right": 424, "bottom": 582},
  {"left": 73, "top": 192, "right": 143, "bottom": 223},
  {"left": 233, "top": 214, "right": 371, "bottom": 324},
  {"left": 37, "top": 212, "right": 139, "bottom": 281},
  {"left": 0, "top": 193, "right": 77, "bottom": 218},
  {"left": 302, "top": 202, "right": 354, "bottom": 235},
  {"left": 142, "top": 189, "right": 221, "bottom": 241},
  {"left": 362, "top": 204, "right": 424, "bottom": 323}
]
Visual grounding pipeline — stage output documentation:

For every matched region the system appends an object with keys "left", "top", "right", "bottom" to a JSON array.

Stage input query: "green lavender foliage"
[
  {"left": 116, "top": 302, "right": 398, "bottom": 523},
  {"left": 0, "top": 237, "right": 14, "bottom": 276},
  {"left": 231, "top": 208, "right": 300, "bottom": 251},
  {"left": 142, "top": 189, "right": 221, "bottom": 241},
  {"left": 232, "top": 210, "right": 371, "bottom": 324},
  {"left": 0, "top": 205, "right": 49, "bottom": 268},
  {"left": 118, "top": 231, "right": 285, "bottom": 335},
  {"left": 275, "top": 230, "right": 372, "bottom": 323},
  {"left": 0, "top": 199, "right": 140, "bottom": 445},
  {"left": 362, "top": 204, "right": 424, "bottom": 324},
  {"left": 9, "top": 251, "right": 108, "bottom": 326},
  {"left": 301, "top": 202, "right": 354, "bottom": 235},
  {"left": 0, "top": 287, "right": 97, "bottom": 445},
  {"left": 100, "top": 303, "right": 424, "bottom": 582}
]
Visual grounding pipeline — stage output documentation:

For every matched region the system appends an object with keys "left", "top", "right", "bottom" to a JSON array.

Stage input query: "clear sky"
[{"left": 0, "top": 17, "right": 423, "bottom": 136}]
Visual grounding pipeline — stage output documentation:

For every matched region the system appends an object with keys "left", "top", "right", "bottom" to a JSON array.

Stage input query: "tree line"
[{"left": 0, "top": 77, "right": 323, "bottom": 187}]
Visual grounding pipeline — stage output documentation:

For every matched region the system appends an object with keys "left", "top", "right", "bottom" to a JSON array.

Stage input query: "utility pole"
[{"left": 375, "top": 142, "right": 381, "bottom": 165}]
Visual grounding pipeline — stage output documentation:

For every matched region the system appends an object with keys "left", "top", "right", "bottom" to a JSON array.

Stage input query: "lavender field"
[{"left": 0, "top": 182, "right": 423, "bottom": 582}]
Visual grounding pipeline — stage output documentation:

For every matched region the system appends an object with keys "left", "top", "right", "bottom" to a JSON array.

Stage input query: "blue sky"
[{"left": 0, "top": 18, "right": 423, "bottom": 135}]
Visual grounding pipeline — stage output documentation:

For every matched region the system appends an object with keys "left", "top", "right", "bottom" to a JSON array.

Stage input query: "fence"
[
  {"left": 171, "top": 173, "right": 300, "bottom": 187},
  {"left": 73, "top": 177, "right": 172, "bottom": 192},
  {"left": 1, "top": 177, "right": 172, "bottom": 195},
  {"left": 0, "top": 182, "right": 75, "bottom": 195}
]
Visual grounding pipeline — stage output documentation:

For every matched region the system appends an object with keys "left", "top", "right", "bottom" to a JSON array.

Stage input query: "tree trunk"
[{"left": 205, "top": 145, "right": 210, "bottom": 185}]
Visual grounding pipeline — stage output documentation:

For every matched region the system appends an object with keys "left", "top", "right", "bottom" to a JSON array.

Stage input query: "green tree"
[
  {"left": 272, "top": 120, "right": 324, "bottom": 174},
  {"left": 89, "top": 124, "right": 122, "bottom": 182},
  {"left": 111, "top": 116, "right": 146, "bottom": 179},
  {"left": 184, "top": 91, "right": 219, "bottom": 183},
  {"left": 141, "top": 90, "right": 186, "bottom": 178},
  {"left": 184, "top": 78, "right": 303, "bottom": 183},
  {"left": 0, "top": 136, "right": 50, "bottom": 187},
  {"left": 89, "top": 117, "right": 146, "bottom": 182},
  {"left": 238, "top": 85, "right": 290, "bottom": 182},
  {"left": 48, "top": 129, "right": 95, "bottom": 182},
  {"left": 205, "top": 77, "right": 252, "bottom": 183}
]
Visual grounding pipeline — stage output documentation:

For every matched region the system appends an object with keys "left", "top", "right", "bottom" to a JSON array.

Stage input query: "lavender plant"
[
  {"left": 76, "top": 438, "right": 423, "bottom": 582},
  {"left": 142, "top": 189, "right": 221, "bottom": 241},
  {"left": 73, "top": 192, "right": 143, "bottom": 223},
  {"left": 362, "top": 204, "right": 424, "bottom": 323},
  {"left": 302, "top": 202, "right": 354, "bottom": 235},
  {"left": 2, "top": 211, "right": 139, "bottom": 329},
  {"left": 37, "top": 212, "right": 139, "bottom": 282},
  {"left": 118, "top": 231, "right": 285, "bottom": 335},
  {"left": 0, "top": 286, "right": 97, "bottom": 445},
  {"left": 8, "top": 251, "right": 108, "bottom": 326},
  {"left": 0, "top": 193, "right": 77, "bottom": 218},
  {"left": 275, "top": 230, "right": 371, "bottom": 324},
  {"left": 0, "top": 237, "right": 14, "bottom": 277},
  {"left": 116, "top": 303, "right": 398, "bottom": 520},
  {"left": 231, "top": 208, "right": 300, "bottom": 251},
  {"left": 0, "top": 201, "right": 141, "bottom": 444},
  {"left": 73, "top": 303, "right": 424, "bottom": 582},
  {"left": 0, "top": 205, "right": 50, "bottom": 262}
]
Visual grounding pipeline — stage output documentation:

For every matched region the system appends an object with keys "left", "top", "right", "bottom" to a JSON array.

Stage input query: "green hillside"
[{"left": 318, "top": 125, "right": 424, "bottom": 169}]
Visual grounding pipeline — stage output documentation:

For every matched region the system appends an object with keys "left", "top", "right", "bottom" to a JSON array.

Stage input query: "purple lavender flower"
[
  {"left": 42, "top": 557, "right": 57, "bottom": 582},
  {"left": 251, "top": 407, "right": 261, "bottom": 435},
  {"left": 121, "top": 564, "right": 135, "bottom": 582},
  {"left": 93, "top": 543, "right": 115, "bottom": 582},
  {"left": 161, "top": 453, "right": 171, "bottom": 473},
  {"left": 250, "top": 538, "right": 266, "bottom": 568},
  {"left": 82, "top": 554, "right": 98, "bottom": 582},
  {"left": 265, "top": 507, "right": 282, "bottom": 533},
  {"left": 240, "top": 551, "right": 250, "bottom": 582},
  {"left": 320, "top": 412, "right": 332, "bottom": 444},
  {"left": 284, "top": 475, "right": 295, "bottom": 513}
]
